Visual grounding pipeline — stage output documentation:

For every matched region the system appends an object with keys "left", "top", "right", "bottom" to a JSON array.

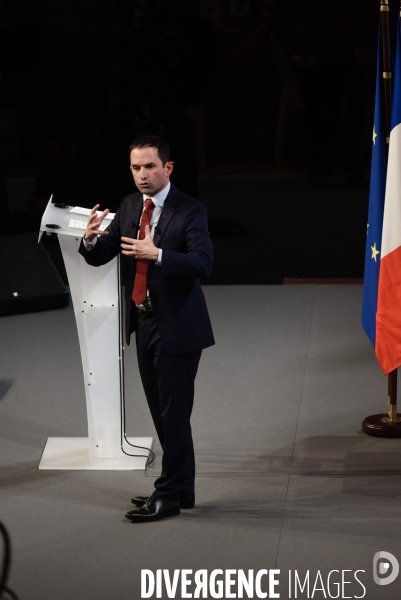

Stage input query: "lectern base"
[{"left": 39, "top": 437, "right": 154, "bottom": 470}]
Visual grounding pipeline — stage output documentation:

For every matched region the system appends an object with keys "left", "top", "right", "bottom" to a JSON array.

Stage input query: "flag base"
[{"left": 362, "top": 413, "right": 401, "bottom": 437}]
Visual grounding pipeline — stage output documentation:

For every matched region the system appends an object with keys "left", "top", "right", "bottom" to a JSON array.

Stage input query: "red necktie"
[{"left": 132, "top": 198, "right": 154, "bottom": 305}]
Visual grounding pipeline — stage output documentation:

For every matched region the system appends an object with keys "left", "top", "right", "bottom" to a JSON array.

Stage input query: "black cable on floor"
[
  {"left": 118, "top": 267, "right": 155, "bottom": 467},
  {"left": 0, "top": 522, "right": 18, "bottom": 600}
]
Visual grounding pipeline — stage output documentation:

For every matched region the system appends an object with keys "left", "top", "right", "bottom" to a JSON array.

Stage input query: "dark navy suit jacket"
[{"left": 78, "top": 183, "right": 215, "bottom": 355}]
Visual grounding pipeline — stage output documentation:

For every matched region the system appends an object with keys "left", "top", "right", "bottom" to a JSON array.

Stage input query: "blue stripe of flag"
[{"left": 361, "top": 20, "right": 388, "bottom": 347}]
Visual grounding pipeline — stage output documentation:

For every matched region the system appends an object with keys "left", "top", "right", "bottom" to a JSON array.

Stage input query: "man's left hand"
[{"left": 121, "top": 225, "right": 159, "bottom": 261}]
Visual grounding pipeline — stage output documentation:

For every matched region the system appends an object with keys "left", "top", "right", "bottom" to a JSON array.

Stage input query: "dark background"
[{"left": 0, "top": 0, "right": 393, "bottom": 284}]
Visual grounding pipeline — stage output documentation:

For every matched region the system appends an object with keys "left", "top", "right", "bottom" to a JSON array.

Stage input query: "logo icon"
[{"left": 373, "top": 551, "right": 399, "bottom": 585}]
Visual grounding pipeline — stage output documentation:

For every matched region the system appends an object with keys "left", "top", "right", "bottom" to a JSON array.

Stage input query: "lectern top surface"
[{"left": 39, "top": 197, "right": 115, "bottom": 239}]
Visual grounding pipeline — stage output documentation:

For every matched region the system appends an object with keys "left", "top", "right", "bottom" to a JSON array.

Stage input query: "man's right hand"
[{"left": 84, "top": 204, "right": 110, "bottom": 243}]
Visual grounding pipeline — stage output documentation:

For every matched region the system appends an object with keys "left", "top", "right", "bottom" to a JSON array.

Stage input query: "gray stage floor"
[{"left": 2, "top": 285, "right": 401, "bottom": 599}]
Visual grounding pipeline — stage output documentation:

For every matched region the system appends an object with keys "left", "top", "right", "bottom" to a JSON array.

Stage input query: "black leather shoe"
[
  {"left": 125, "top": 497, "right": 180, "bottom": 522},
  {"left": 131, "top": 494, "right": 195, "bottom": 509}
]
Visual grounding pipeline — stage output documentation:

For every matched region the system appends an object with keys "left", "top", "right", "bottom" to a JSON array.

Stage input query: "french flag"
[{"left": 375, "top": 17, "right": 401, "bottom": 375}]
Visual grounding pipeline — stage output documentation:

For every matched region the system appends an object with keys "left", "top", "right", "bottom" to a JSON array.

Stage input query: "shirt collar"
[{"left": 143, "top": 181, "right": 170, "bottom": 208}]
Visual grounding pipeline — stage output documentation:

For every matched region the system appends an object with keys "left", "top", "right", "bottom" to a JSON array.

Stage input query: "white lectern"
[{"left": 38, "top": 197, "right": 153, "bottom": 470}]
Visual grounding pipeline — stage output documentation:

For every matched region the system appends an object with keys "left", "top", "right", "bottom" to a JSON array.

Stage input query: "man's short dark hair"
[{"left": 128, "top": 135, "right": 170, "bottom": 165}]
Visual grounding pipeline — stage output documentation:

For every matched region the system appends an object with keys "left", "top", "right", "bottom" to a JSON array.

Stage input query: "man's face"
[{"left": 129, "top": 146, "right": 173, "bottom": 196}]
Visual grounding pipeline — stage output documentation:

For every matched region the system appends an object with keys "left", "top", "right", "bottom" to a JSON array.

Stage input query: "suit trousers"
[{"left": 135, "top": 312, "right": 202, "bottom": 501}]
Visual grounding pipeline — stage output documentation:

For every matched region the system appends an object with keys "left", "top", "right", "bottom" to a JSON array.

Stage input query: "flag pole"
[
  {"left": 362, "top": 0, "right": 401, "bottom": 437},
  {"left": 381, "top": 0, "right": 392, "bottom": 143}
]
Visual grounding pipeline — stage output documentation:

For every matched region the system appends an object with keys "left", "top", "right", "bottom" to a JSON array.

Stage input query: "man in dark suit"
[{"left": 79, "top": 135, "right": 214, "bottom": 522}]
